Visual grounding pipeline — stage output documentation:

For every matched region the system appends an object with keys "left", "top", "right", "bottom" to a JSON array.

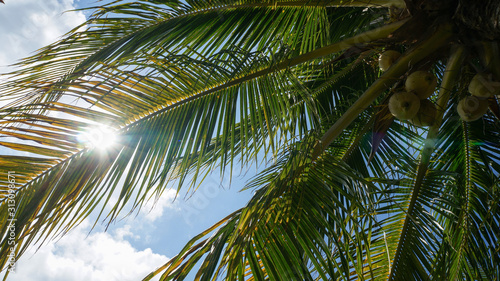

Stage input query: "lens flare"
[{"left": 78, "top": 125, "right": 118, "bottom": 151}]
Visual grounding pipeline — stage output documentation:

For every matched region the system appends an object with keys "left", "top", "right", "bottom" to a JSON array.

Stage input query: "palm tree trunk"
[{"left": 455, "top": 0, "right": 500, "bottom": 40}]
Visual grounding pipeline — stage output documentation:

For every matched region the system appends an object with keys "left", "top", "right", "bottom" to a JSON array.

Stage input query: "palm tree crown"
[{"left": 0, "top": 0, "right": 499, "bottom": 280}]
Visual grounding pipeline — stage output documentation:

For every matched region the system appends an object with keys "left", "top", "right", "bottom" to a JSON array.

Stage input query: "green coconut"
[
  {"left": 457, "top": 95, "right": 489, "bottom": 122},
  {"left": 410, "top": 99, "right": 437, "bottom": 127},
  {"left": 468, "top": 73, "right": 500, "bottom": 98},
  {"left": 405, "top": 71, "right": 437, "bottom": 99},
  {"left": 388, "top": 91, "right": 420, "bottom": 120},
  {"left": 378, "top": 50, "right": 401, "bottom": 72}
]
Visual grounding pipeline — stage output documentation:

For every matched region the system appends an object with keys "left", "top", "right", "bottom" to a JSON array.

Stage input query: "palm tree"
[{"left": 1, "top": 0, "right": 500, "bottom": 279}]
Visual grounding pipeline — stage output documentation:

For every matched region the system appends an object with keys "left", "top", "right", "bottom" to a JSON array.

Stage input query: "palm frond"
[{"left": 0, "top": 0, "right": 404, "bottom": 273}]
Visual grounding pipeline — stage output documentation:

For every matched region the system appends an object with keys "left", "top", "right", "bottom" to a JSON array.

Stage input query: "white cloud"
[
  {"left": 114, "top": 224, "right": 140, "bottom": 241},
  {"left": 8, "top": 220, "right": 168, "bottom": 281},
  {"left": 0, "top": 0, "right": 86, "bottom": 72},
  {"left": 142, "top": 188, "right": 179, "bottom": 222}
]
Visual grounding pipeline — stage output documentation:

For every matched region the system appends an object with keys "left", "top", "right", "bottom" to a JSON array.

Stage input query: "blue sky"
[{"left": 0, "top": 1, "right": 255, "bottom": 280}]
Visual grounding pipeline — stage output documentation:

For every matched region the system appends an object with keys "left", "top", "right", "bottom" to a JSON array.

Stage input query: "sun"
[{"left": 78, "top": 125, "right": 118, "bottom": 151}]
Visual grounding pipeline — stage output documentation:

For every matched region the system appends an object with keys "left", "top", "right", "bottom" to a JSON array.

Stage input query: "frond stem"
[{"left": 482, "top": 41, "right": 500, "bottom": 80}]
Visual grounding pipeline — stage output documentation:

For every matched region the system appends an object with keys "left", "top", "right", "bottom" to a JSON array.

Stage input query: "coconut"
[
  {"left": 410, "top": 99, "right": 436, "bottom": 127},
  {"left": 388, "top": 91, "right": 420, "bottom": 120},
  {"left": 405, "top": 71, "right": 437, "bottom": 99},
  {"left": 457, "top": 95, "right": 489, "bottom": 122},
  {"left": 468, "top": 73, "right": 500, "bottom": 98},
  {"left": 378, "top": 50, "right": 401, "bottom": 72}
]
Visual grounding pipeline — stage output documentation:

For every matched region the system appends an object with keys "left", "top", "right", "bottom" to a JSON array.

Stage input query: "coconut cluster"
[
  {"left": 456, "top": 73, "right": 499, "bottom": 122},
  {"left": 379, "top": 50, "right": 437, "bottom": 126},
  {"left": 386, "top": 71, "right": 437, "bottom": 127},
  {"left": 380, "top": 49, "right": 496, "bottom": 124}
]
